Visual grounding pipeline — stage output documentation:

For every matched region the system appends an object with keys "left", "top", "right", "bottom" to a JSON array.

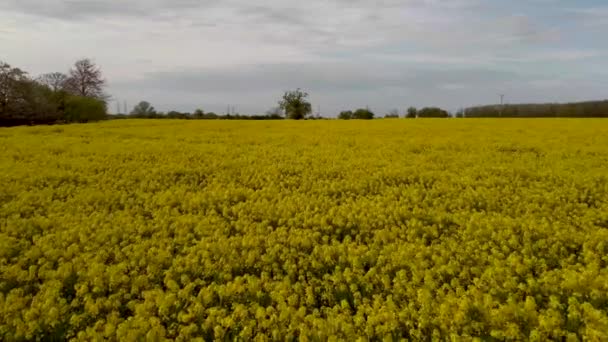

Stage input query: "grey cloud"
[
  {"left": 107, "top": 59, "right": 607, "bottom": 115},
  {"left": 108, "top": 62, "right": 548, "bottom": 115},
  {"left": 499, "top": 15, "right": 560, "bottom": 44},
  {"left": 116, "top": 62, "right": 525, "bottom": 94},
  {"left": 1, "top": 0, "right": 558, "bottom": 53},
  {"left": 0, "top": 0, "right": 216, "bottom": 20},
  {"left": 566, "top": 7, "right": 608, "bottom": 28},
  {"left": 4, "top": 0, "right": 607, "bottom": 116},
  {"left": 236, "top": 5, "right": 309, "bottom": 27}
]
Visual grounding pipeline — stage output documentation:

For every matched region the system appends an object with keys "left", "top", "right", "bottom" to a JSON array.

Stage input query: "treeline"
[
  {"left": 338, "top": 106, "right": 450, "bottom": 119},
  {"left": 462, "top": 100, "right": 608, "bottom": 118},
  {"left": 0, "top": 60, "right": 107, "bottom": 127},
  {"left": 118, "top": 112, "right": 286, "bottom": 120},
  {"left": 119, "top": 101, "right": 286, "bottom": 120},
  {"left": 338, "top": 108, "right": 375, "bottom": 120},
  {"left": 4, "top": 57, "right": 608, "bottom": 126}
]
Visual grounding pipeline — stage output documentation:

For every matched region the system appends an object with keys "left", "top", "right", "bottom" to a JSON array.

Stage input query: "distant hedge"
[{"left": 464, "top": 100, "right": 608, "bottom": 118}]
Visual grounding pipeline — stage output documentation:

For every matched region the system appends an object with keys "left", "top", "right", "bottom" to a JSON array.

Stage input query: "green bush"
[
  {"left": 338, "top": 110, "right": 353, "bottom": 120},
  {"left": 417, "top": 107, "right": 449, "bottom": 118},
  {"left": 352, "top": 108, "right": 375, "bottom": 120},
  {"left": 64, "top": 96, "right": 107, "bottom": 123}
]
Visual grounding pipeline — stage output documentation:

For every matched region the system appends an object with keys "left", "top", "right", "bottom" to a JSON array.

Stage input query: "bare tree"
[
  {"left": 130, "top": 101, "right": 156, "bottom": 116},
  {"left": 65, "top": 59, "right": 107, "bottom": 100},
  {"left": 266, "top": 106, "right": 283, "bottom": 116},
  {"left": 37, "top": 72, "right": 68, "bottom": 92},
  {"left": 0, "top": 61, "right": 28, "bottom": 115},
  {"left": 385, "top": 109, "right": 400, "bottom": 118}
]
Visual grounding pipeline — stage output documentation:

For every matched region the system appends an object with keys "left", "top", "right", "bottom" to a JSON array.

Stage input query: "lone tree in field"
[
  {"left": 65, "top": 59, "right": 106, "bottom": 100},
  {"left": 406, "top": 106, "right": 417, "bottom": 118},
  {"left": 385, "top": 109, "right": 400, "bottom": 118},
  {"left": 131, "top": 101, "right": 157, "bottom": 116},
  {"left": 352, "top": 108, "right": 375, "bottom": 120},
  {"left": 279, "top": 88, "right": 312, "bottom": 120},
  {"left": 266, "top": 106, "right": 283, "bottom": 117},
  {"left": 338, "top": 110, "right": 353, "bottom": 120},
  {"left": 37, "top": 72, "right": 68, "bottom": 92}
]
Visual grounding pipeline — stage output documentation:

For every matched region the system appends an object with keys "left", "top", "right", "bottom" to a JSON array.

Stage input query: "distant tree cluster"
[
  {"left": 337, "top": 106, "right": 453, "bottom": 120},
  {"left": 406, "top": 107, "right": 417, "bottom": 118},
  {"left": 463, "top": 101, "right": 608, "bottom": 118},
  {"left": 122, "top": 88, "right": 316, "bottom": 121},
  {"left": 345, "top": 106, "right": 450, "bottom": 119},
  {"left": 0, "top": 59, "right": 107, "bottom": 126},
  {"left": 114, "top": 102, "right": 285, "bottom": 120},
  {"left": 338, "top": 108, "right": 375, "bottom": 120},
  {"left": 417, "top": 107, "right": 450, "bottom": 118},
  {"left": 384, "top": 109, "right": 400, "bottom": 119}
]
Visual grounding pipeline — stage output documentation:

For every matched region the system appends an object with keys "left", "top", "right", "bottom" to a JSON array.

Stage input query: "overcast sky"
[{"left": 1, "top": 0, "right": 607, "bottom": 116}]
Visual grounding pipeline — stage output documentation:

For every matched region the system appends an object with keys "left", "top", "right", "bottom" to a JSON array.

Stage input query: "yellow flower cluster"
[{"left": 1, "top": 119, "right": 607, "bottom": 341}]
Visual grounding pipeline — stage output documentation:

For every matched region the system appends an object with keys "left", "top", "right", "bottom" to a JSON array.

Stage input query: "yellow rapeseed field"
[{"left": 1, "top": 119, "right": 607, "bottom": 340}]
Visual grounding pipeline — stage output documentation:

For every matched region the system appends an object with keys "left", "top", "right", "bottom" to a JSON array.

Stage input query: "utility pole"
[
  {"left": 124, "top": 101, "right": 127, "bottom": 115},
  {"left": 116, "top": 100, "right": 120, "bottom": 115},
  {"left": 499, "top": 94, "right": 505, "bottom": 117}
]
